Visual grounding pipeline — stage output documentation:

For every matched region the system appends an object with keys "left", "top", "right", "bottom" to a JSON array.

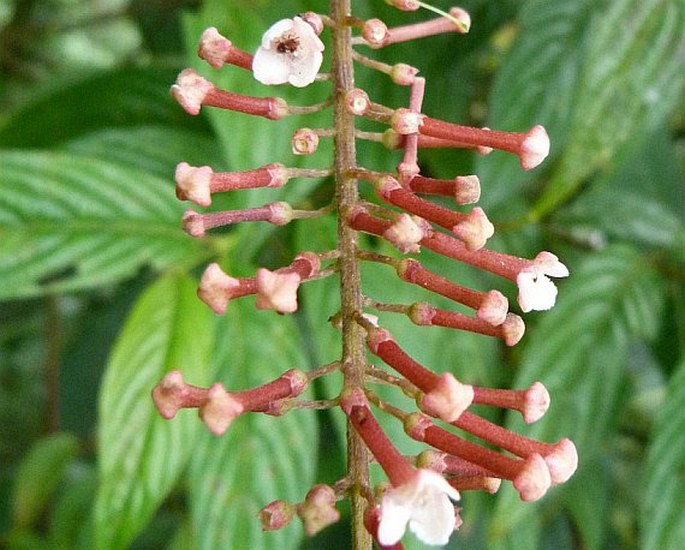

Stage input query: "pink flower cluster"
[{"left": 153, "top": 5, "right": 577, "bottom": 547}]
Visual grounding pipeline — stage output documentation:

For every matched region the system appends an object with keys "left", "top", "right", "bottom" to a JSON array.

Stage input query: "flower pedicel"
[{"left": 155, "top": 4, "right": 577, "bottom": 547}]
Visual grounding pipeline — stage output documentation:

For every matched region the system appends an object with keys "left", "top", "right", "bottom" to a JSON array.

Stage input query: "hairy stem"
[{"left": 330, "top": 0, "right": 371, "bottom": 547}]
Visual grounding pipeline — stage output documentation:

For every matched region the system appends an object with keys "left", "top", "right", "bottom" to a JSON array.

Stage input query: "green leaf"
[
  {"left": 95, "top": 273, "right": 216, "bottom": 550},
  {"left": 489, "top": 245, "right": 666, "bottom": 540},
  {"left": 64, "top": 125, "right": 225, "bottom": 180},
  {"left": 0, "top": 150, "right": 210, "bottom": 299},
  {"left": 49, "top": 466, "right": 98, "bottom": 550},
  {"left": 0, "top": 66, "right": 209, "bottom": 148},
  {"left": 481, "top": 0, "right": 685, "bottom": 217},
  {"left": 188, "top": 299, "right": 317, "bottom": 550},
  {"left": 642, "top": 358, "right": 685, "bottom": 550},
  {"left": 479, "top": 0, "right": 593, "bottom": 212},
  {"left": 534, "top": 0, "right": 685, "bottom": 216},
  {"left": 11, "top": 432, "right": 79, "bottom": 529},
  {"left": 556, "top": 126, "right": 685, "bottom": 250}
]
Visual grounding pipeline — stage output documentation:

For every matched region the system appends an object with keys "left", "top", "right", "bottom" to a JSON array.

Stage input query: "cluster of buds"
[{"left": 154, "top": 3, "right": 576, "bottom": 548}]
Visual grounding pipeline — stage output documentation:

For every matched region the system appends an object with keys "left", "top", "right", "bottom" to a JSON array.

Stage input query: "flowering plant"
[
  {"left": 157, "top": 1, "right": 581, "bottom": 546},
  {"left": 1, "top": 1, "right": 683, "bottom": 549}
]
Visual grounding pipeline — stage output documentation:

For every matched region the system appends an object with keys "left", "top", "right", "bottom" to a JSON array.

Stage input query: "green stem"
[{"left": 330, "top": 0, "right": 371, "bottom": 548}]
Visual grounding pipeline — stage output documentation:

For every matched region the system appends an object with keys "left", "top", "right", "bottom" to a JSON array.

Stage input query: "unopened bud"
[
  {"left": 501, "top": 313, "right": 525, "bottom": 346},
  {"left": 385, "top": 0, "right": 421, "bottom": 11},
  {"left": 259, "top": 500, "right": 295, "bottom": 531},
  {"left": 255, "top": 268, "right": 301, "bottom": 313},
  {"left": 267, "top": 202, "right": 294, "bottom": 225},
  {"left": 513, "top": 453, "right": 551, "bottom": 502},
  {"left": 390, "top": 63, "right": 419, "bottom": 86},
  {"left": 292, "top": 128, "right": 320, "bottom": 155},
  {"left": 198, "top": 27, "right": 233, "bottom": 69},
  {"left": 362, "top": 18, "right": 388, "bottom": 47},
  {"left": 197, "top": 263, "right": 242, "bottom": 315},
  {"left": 391, "top": 108, "right": 423, "bottom": 135},
  {"left": 451, "top": 207, "right": 494, "bottom": 251},
  {"left": 301, "top": 12, "right": 324, "bottom": 35},
  {"left": 345, "top": 88, "right": 371, "bottom": 115},
  {"left": 454, "top": 175, "right": 481, "bottom": 204},
  {"left": 419, "top": 373, "right": 474, "bottom": 423},
  {"left": 298, "top": 484, "right": 341, "bottom": 536},
  {"left": 170, "top": 68, "right": 214, "bottom": 116},
  {"left": 199, "top": 383, "right": 243, "bottom": 436}
]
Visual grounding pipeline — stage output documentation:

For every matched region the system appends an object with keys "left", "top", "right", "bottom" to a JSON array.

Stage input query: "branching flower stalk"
[{"left": 155, "top": 2, "right": 577, "bottom": 548}]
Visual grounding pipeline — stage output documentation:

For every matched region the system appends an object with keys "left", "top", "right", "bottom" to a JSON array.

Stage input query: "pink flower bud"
[
  {"left": 151, "top": 370, "right": 188, "bottom": 419},
  {"left": 362, "top": 18, "right": 389, "bottom": 48},
  {"left": 170, "top": 68, "right": 214, "bottom": 116},
  {"left": 451, "top": 207, "right": 494, "bottom": 251},
  {"left": 267, "top": 201, "right": 294, "bottom": 225},
  {"left": 519, "top": 125, "right": 551, "bottom": 171},
  {"left": 175, "top": 162, "right": 213, "bottom": 207},
  {"left": 513, "top": 453, "right": 551, "bottom": 502},
  {"left": 197, "top": 27, "right": 253, "bottom": 71},
  {"left": 391, "top": 108, "right": 423, "bottom": 135},
  {"left": 544, "top": 438, "right": 578, "bottom": 485},
  {"left": 300, "top": 12, "right": 324, "bottom": 35},
  {"left": 476, "top": 290, "right": 509, "bottom": 326},
  {"left": 390, "top": 63, "right": 419, "bottom": 86},
  {"left": 520, "top": 381, "right": 551, "bottom": 423},
  {"left": 345, "top": 88, "right": 371, "bottom": 115},
  {"left": 182, "top": 209, "right": 206, "bottom": 237},
  {"left": 449, "top": 7, "right": 472, "bottom": 33},
  {"left": 292, "top": 128, "right": 320, "bottom": 155},
  {"left": 259, "top": 500, "right": 295, "bottom": 531},
  {"left": 298, "top": 484, "right": 341, "bottom": 536},
  {"left": 197, "top": 263, "right": 245, "bottom": 315},
  {"left": 383, "top": 213, "right": 430, "bottom": 253},
  {"left": 453, "top": 175, "right": 481, "bottom": 204},
  {"left": 198, "top": 383, "right": 244, "bottom": 436},
  {"left": 385, "top": 0, "right": 421, "bottom": 11},
  {"left": 500, "top": 313, "right": 525, "bottom": 346},
  {"left": 419, "top": 373, "right": 474, "bottom": 423},
  {"left": 198, "top": 27, "right": 233, "bottom": 68},
  {"left": 255, "top": 268, "right": 301, "bottom": 313}
]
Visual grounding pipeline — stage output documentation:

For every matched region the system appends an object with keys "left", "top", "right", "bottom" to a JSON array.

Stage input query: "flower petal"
[
  {"left": 253, "top": 48, "right": 291, "bottom": 85},
  {"left": 407, "top": 487, "right": 456, "bottom": 545},
  {"left": 517, "top": 271, "right": 558, "bottom": 312},
  {"left": 253, "top": 17, "right": 324, "bottom": 88},
  {"left": 377, "top": 495, "right": 412, "bottom": 546}
]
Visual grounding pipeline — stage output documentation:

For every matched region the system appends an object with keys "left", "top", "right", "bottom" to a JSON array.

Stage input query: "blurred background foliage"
[{"left": 0, "top": 0, "right": 683, "bottom": 548}]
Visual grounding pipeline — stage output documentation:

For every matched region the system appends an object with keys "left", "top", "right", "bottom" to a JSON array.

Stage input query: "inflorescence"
[{"left": 154, "top": 4, "right": 576, "bottom": 547}]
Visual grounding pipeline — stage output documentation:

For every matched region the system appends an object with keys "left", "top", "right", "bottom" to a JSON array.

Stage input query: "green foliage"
[
  {"left": 96, "top": 273, "right": 216, "bottom": 550},
  {"left": 642, "top": 358, "right": 685, "bottom": 550},
  {"left": 0, "top": 0, "right": 683, "bottom": 549},
  {"left": 11, "top": 432, "right": 79, "bottom": 529},
  {"left": 188, "top": 301, "right": 318, "bottom": 549}
]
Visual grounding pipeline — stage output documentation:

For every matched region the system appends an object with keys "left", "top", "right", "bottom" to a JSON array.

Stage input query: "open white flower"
[
  {"left": 253, "top": 17, "right": 324, "bottom": 88},
  {"left": 516, "top": 252, "right": 570, "bottom": 312},
  {"left": 377, "top": 469, "right": 459, "bottom": 546}
]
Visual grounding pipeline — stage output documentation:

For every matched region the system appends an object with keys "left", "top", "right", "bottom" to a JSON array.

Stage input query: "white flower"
[
  {"left": 252, "top": 17, "right": 324, "bottom": 88},
  {"left": 516, "top": 252, "right": 569, "bottom": 312},
  {"left": 377, "top": 469, "right": 459, "bottom": 546}
]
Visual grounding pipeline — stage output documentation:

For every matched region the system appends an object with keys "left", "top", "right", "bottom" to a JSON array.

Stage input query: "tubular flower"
[
  {"left": 516, "top": 252, "right": 570, "bottom": 312},
  {"left": 378, "top": 469, "right": 460, "bottom": 546},
  {"left": 155, "top": 4, "right": 578, "bottom": 547},
  {"left": 253, "top": 17, "right": 324, "bottom": 87}
]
